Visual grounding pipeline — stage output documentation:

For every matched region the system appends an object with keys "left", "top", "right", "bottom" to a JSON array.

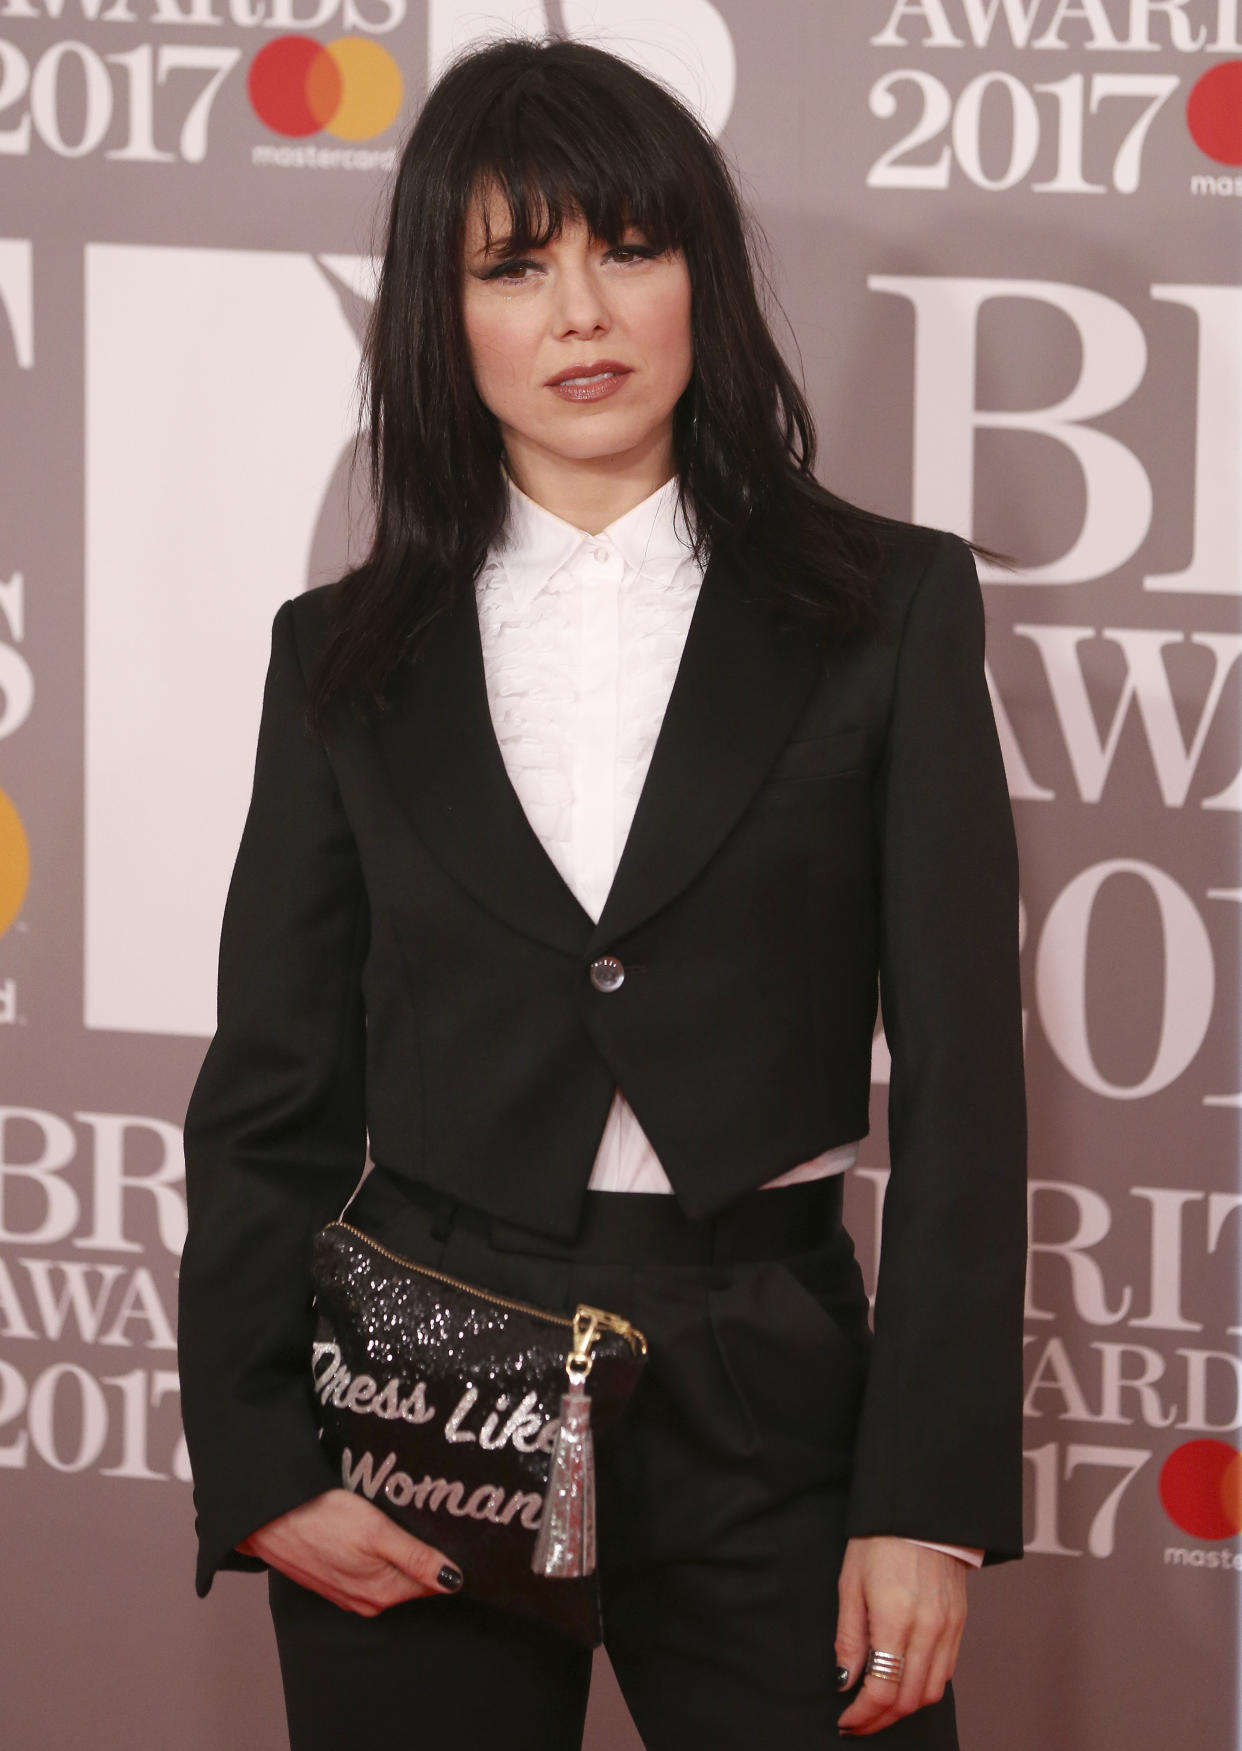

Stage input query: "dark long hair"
[{"left": 309, "top": 36, "right": 893, "bottom": 728}]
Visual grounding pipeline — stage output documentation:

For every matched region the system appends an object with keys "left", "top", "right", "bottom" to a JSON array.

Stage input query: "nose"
[{"left": 550, "top": 259, "right": 610, "bottom": 340}]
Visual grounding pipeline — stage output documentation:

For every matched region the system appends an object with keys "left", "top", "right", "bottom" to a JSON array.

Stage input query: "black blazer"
[{"left": 178, "top": 520, "right": 1027, "bottom": 1596}]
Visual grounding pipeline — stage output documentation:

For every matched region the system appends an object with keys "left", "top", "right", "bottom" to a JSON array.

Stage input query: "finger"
[
  {"left": 839, "top": 1613, "right": 922, "bottom": 1734},
  {"left": 887, "top": 1631, "right": 937, "bottom": 1727},
  {"left": 834, "top": 1566, "right": 869, "bottom": 1692},
  {"left": 838, "top": 1663, "right": 907, "bottom": 1736},
  {"left": 371, "top": 1521, "right": 465, "bottom": 1598},
  {"left": 922, "top": 1644, "right": 953, "bottom": 1711},
  {"left": 922, "top": 1605, "right": 967, "bottom": 1708},
  {"left": 262, "top": 1551, "right": 393, "bottom": 1618},
  {"left": 354, "top": 1561, "right": 435, "bottom": 1614},
  {"left": 836, "top": 1585, "right": 905, "bottom": 1731},
  {"left": 325, "top": 1549, "right": 440, "bottom": 1617}
]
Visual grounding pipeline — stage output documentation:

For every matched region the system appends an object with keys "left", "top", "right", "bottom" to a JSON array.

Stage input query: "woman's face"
[{"left": 461, "top": 188, "right": 693, "bottom": 483}]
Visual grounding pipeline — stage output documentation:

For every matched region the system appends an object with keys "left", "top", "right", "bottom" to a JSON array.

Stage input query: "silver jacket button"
[{"left": 588, "top": 954, "right": 626, "bottom": 993}]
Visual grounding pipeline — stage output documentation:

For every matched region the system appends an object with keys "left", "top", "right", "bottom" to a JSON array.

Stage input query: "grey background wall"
[{"left": 2, "top": 3, "right": 1240, "bottom": 1746}]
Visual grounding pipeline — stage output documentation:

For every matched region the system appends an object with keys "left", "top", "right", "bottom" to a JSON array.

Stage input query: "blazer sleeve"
[
  {"left": 844, "top": 531, "right": 1028, "bottom": 1564},
  {"left": 177, "top": 597, "right": 369, "bottom": 1596}
]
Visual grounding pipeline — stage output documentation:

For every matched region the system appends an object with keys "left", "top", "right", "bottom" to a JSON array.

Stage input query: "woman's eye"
[
  {"left": 476, "top": 243, "right": 657, "bottom": 283},
  {"left": 482, "top": 259, "right": 538, "bottom": 284}
]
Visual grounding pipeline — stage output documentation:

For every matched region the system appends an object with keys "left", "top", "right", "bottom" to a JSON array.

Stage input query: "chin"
[{"left": 540, "top": 415, "right": 663, "bottom": 463}]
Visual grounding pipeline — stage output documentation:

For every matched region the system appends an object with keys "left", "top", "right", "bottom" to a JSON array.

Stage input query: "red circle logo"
[
  {"left": 1186, "top": 62, "right": 1242, "bottom": 167},
  {"left": 247, "top": 36, "right": 403, "bottom": 142},
  {"left": 1159, "top": 1440, "right": 1242, "bottom": 1540}
]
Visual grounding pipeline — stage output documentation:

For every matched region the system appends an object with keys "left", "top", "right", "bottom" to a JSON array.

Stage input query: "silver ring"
[{"left": 865, "top": 1649, "right": 905, "bottom": 1684}]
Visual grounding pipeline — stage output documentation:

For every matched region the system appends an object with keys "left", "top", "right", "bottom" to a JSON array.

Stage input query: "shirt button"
[
  {"left": 588, "top": 955, "right": 625, "bottom": 993},
  {"left": 592, "top": 545, "right": 610, "bottom": 565}
]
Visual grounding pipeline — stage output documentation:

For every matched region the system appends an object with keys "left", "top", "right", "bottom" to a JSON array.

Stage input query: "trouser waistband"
[{"left": 358, "top": 1168, "right": 846, "bottom": 1268}]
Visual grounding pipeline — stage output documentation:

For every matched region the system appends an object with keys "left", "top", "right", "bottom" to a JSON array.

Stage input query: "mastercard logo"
[
  {"left": 1186, "top": 62, "right": 1242, "bottom": 167},
  {"left": 0, "top": 787, "right": 29, "bottom": 937},
  {"left": 248, "top": 36, "right": 403, "bottom": 142},
  {"left": 1159, "top": 1440, "right": 1242, "bottom": 1540}
]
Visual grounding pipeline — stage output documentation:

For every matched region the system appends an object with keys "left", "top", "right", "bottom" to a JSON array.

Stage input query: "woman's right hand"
[{"left": 237, "top": 1489, "right": 465, "bottom": 1616}]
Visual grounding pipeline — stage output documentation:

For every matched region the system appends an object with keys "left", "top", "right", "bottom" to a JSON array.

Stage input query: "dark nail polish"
[
  {"left": 836, "top": 1665, "right": 852, "bottom": 1691},
  {"left": 437, "top": 1564, "right": 464, "bottom": 1591}
]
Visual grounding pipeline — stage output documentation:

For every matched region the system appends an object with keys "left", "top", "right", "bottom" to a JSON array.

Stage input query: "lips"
[
  {"left": 545, "top": 361, "right": 633, "bottom": 404},
  {"left": 545, "top": 360, "right": 631, "bottom": 387}
]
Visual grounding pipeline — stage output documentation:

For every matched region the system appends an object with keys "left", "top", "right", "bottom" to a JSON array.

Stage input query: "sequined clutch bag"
[{"left": 309, "top": 1220, "right": 648, "bottom": 1646}]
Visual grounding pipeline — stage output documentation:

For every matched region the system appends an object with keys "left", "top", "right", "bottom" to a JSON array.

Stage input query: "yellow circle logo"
[
  {"left": 322, "top": 39, "right": 403, "bottom": 142},
  {"left": 0, "top": 787, "right": 29, "bottom": 936}
]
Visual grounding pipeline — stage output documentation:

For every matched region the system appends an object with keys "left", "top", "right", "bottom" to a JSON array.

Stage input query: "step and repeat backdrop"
[{"left": 1, "top": 2, "right": 1240, "bottom": 1747}]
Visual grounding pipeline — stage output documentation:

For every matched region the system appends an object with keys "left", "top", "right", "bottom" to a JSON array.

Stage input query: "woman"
[{"left": 178, "top": 36, "right": 1026, "bottom": 1751}]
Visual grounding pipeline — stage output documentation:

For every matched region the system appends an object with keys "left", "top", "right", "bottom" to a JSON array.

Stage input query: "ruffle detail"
[{"left": 474, "top": 552, "right": 700, "bottom": 913}]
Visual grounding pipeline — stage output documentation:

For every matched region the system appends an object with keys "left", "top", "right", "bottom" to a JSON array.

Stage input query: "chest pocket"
[{"left": 760, "top": 727, "right": 868, "bottom": 792}]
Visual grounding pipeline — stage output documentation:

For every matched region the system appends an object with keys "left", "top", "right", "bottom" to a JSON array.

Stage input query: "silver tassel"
[{"left": 531, "top": 1383, "right": 596, "bottom": 1578}]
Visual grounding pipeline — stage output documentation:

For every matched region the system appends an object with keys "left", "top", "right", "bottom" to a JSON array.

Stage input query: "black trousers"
[{"left": 268, "top": 1171, "right": 959, "bottom": 1751}]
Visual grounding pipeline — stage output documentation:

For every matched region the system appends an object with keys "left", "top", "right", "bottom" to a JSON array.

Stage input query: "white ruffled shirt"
[{"left": 475, "top": 476, "right": 981, "bottom": 1567}]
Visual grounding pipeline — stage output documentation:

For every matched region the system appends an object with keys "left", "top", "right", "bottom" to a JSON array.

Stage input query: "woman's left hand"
[{"left": 834, "top": 1536, "right": 967, "bottom": 1736}]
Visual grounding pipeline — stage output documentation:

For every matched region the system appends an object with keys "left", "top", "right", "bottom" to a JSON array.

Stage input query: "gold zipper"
[{"left": 328, "top": 1221, "right": 647, "bottom": 1364}]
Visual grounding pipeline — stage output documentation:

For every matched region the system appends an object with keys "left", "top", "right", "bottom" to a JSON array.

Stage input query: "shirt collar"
[{"left": 494, "top": 474, "right": 696, "bottom": 609}]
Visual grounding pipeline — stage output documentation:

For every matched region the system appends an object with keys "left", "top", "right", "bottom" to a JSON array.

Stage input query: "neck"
[{"left": 501, "top": 428, "right": 677, "bottom": 534}]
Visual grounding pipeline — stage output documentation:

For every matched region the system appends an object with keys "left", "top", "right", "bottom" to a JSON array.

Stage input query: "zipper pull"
[
  {"left": 581, "top": 1304, "right": 647, "bottom": 1356},
  {"left": 567, "top": 1308, "right": 600, "bottom": 1383},
  {"left": 568, "top": 1305, "right": 648, "bottom": 1380}
]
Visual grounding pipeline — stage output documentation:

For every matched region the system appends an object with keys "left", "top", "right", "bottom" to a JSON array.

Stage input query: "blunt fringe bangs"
[{"left": 309, "top": 37, "right": 893, "bottom": 728}]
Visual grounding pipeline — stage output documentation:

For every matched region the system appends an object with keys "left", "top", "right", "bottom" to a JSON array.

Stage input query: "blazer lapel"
[
  {"left": 372, "top": 582, "right": 595, "bottom": 958},
  {"left": 371, "top": 544, "right": 827, "bottom": 960},
  {"left": 587, "top": 544, "right": 826, "bottom": 952}
]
